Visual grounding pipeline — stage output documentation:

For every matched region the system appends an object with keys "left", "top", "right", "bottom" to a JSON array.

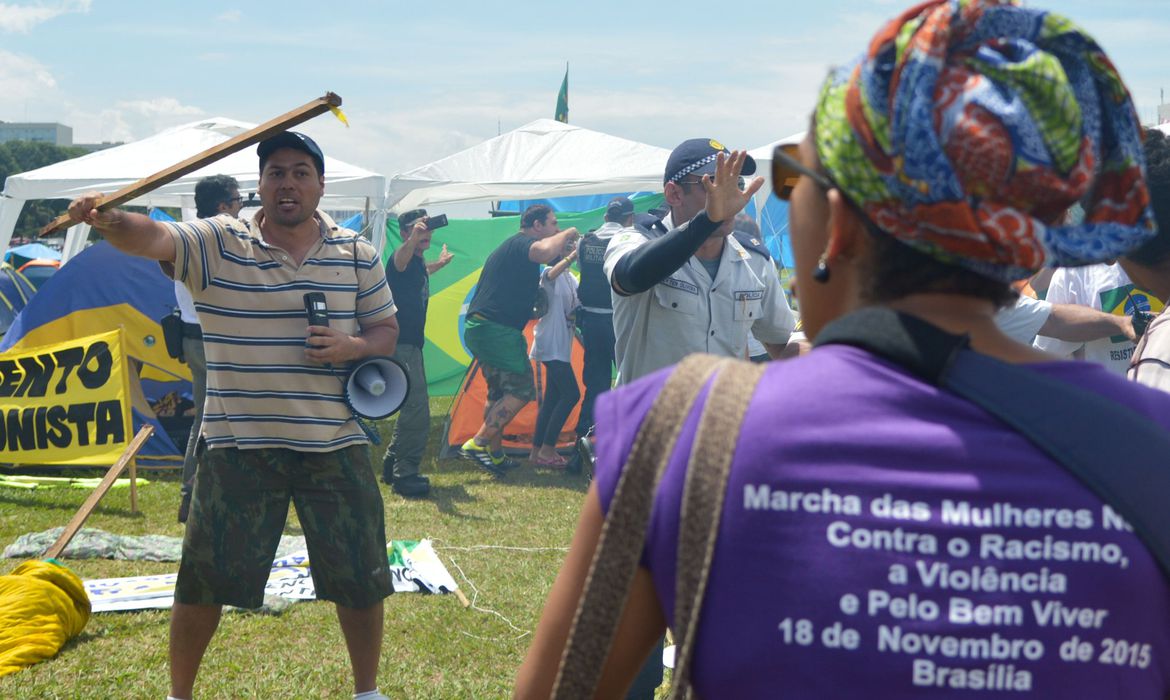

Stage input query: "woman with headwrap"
[{"left": 514, "top": 1, "right": 1170, "bottom": 698}]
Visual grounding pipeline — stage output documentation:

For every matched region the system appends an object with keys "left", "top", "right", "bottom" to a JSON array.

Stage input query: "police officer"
[
  {"left": 604, "top": 139, "right": 796, "bottom": 385},
  {"left": 574, "top": 197, "right": 631, "bottom": 439},
  {"left": 601, "top": 140, "right": 795, "bottom": 699}
]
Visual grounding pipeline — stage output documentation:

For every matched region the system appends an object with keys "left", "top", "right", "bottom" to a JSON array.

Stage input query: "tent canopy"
[
  {"left": 0, "top": 117, "right": 387, "bottom": 260},
  {"left": 386, "top": 119, "right": 672, "bottom": 212}
]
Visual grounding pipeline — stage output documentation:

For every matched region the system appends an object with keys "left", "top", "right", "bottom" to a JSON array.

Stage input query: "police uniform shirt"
[
  {"left": 603, "top": 212, "right": 796, "bottom": 384},
  {"left": 577, "top": 222, "right": 621, "bottom": 314}
]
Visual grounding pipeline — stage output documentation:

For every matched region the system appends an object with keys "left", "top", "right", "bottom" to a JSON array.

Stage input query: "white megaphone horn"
[{"left": 344, "top": 356, "right": 410, "bottom": 419}]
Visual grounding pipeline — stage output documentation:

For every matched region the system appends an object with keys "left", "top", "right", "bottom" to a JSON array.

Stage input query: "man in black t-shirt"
[
  {"left": 459, "top": 204, "right": 578, "bottom": 475},
  {"left": 381, "top": 209, "right": 453, "bottom": 497}
]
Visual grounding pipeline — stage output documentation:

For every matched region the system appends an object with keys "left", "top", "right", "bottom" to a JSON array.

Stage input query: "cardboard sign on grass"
[{"left": 84, "top": 539, "right": 458, "bottom": 613}]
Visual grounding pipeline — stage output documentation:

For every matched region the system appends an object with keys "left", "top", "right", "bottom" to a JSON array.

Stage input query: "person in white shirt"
[
  {"left": 1122, "top": 127, "right": 1170, "bottom": 391},
  {"left": 1033, "top": 262, "right": 1159, "bottom": 374},
  {"left": 174, "top": 174, "right": 242, "bottom": 523},
  {"left": 529, "top": 246, "right": 580, "bottom": 467}
]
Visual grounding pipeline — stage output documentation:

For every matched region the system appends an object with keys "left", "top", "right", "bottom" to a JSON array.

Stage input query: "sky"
[{"left": 1, "top": 0, "right": 1168, "bottom": 182}]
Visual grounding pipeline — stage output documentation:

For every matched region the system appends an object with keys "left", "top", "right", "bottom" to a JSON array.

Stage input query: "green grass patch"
[{"left": 0, "top": 397, "right": 602, "bottom": 698}]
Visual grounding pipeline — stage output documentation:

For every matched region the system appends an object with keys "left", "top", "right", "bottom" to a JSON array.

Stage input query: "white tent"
[
  {"left": 0, "top": 117, "right": 388, "bottom": 261},
  {"left": 386, "top": 119, "right": 672, "bottom": 212},
  {"left": 747, "top": 131, "right": 806, "bottom": 204}
]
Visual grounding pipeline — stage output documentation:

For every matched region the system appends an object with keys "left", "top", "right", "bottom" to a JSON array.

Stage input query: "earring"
[{"left": 812, "top": 255, "right": 831, "bottom": 284}]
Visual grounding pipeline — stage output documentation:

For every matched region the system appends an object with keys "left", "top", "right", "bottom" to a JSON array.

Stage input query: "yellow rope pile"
[{"left": 0, "top": 560, "right": 90, "bottom": 677}]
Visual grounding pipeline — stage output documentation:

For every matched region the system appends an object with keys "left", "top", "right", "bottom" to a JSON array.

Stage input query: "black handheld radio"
[{"left": 304, "top": 292, "right": 329, "bottom": 348}]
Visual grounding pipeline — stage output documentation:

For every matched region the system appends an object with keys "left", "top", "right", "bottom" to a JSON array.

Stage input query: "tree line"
[{"left": 0, "top": 140, "right": 89, "bottom": 242}]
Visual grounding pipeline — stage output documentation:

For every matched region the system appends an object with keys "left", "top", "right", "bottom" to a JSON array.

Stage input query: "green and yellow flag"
[{"left": 555, "top": 64, "right": 569, "bottom": 123}]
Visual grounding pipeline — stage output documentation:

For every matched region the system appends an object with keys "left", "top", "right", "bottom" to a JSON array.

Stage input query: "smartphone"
[
  {"left": 426, "top": 213, "right": 449, "bottom": 230},
  {"left": 304, "top": 292, "right": 329, "bottom": 328}
]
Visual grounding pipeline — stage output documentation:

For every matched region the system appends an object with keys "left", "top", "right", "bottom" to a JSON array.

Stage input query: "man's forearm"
[
  {"left": 354, "top": 323, "right": 399, "bottom": 358},
  {"left": 425, "top": 258, "right": 448, "bottom": 275},
  {"left": 392, "top": 238, "right": 418, "bottom": 272},
  {"left": 93, "top": 210, "right": 174, "bottom": 259},
  {"left": 1039, "top": 303, "right": 1133, "bottom": 343},
  {"left": 530, "top": 229, "right": 576, "bottom": 263},
  {"left": 611, "top": 212, "right": 719, "bottom": 295}
]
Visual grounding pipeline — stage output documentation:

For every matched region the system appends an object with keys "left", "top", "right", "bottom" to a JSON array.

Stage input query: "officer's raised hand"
[{"left": 702, "top": 150, "right": 764, "bottom": 225}]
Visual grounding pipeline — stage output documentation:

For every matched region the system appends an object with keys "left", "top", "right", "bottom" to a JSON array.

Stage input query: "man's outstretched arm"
[{"left": 67, "top": 192, "right": 176, "bottom": 262}]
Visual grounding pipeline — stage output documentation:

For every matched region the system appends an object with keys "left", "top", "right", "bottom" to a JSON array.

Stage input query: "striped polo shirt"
[{"left": 167, "top": 211, "right": 396, "bottom": 452}]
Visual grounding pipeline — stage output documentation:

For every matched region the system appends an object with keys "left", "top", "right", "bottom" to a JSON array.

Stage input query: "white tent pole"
[
  {"left": 0, "top": 196, "right": 26, "bottom": 260},
  {"left": 371, "top": 206, "right": 387, "bottom": 257},
  {"left": 62, "top": 223, "right": 91, "bottom": 263}
]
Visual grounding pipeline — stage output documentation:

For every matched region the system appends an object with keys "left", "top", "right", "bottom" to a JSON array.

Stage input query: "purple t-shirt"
[{"left": 595, "top": 345, "right": 1170, "bottom": 698}]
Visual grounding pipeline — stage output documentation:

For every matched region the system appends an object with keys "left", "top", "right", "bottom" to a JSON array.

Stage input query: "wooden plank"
[
  {"left": 42, "top": 425, "right": 154, "bottom": 560},
  {"left": 40, "top": 92, "right": 342, "bottom": 235}
]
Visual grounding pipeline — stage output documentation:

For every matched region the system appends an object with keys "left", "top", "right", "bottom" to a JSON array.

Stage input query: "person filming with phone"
[
  {"left": 380, "top": 208, "right": 454, "bottom": 498},
  {"left": 65, "top": 130, "right": 400, "bottom": 700}
]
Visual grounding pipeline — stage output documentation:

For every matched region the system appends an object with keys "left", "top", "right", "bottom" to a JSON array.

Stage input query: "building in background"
[
  {"left": 0, "top": 121, "right": 72, "bottom": 146},
  {"left": 0, "top": 121, "right": 121, "bottom": 152}
]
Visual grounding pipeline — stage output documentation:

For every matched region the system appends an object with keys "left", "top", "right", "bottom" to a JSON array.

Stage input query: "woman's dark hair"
[
  {"left": 1126, "top": 129, "right": 1170, "bottom": 267},
  {"left": 861, "top": 228, "right": 1017, "bottom": 308}
]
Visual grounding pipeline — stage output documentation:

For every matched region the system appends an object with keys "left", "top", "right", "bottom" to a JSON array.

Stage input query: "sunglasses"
[{"left": 771, "top": 143, "right": 834, "bottom": 200}]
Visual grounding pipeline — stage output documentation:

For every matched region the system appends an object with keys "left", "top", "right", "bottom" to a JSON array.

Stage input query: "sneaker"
[
  {"left": 392, "top": 474, "right": 431, "bottom": 498},
  {"left": 493, "top": 454, "right": 521, "bottom": 472},
  {"left": 460, "top": 439, "right": 506, "bottom": 477}
]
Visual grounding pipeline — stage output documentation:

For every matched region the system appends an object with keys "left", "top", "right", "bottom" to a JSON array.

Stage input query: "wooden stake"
[
  {"left": 128, "top": 453, "right": 138, "bottom": 515},
  {"left": 43, "top": 425, "right": 154, "bottom": 560},
  {"left": 455, "top": 589, "right": 470, "bottom": 608},
  {"left": 40, "top": 92, "right": 343, "bottom": 235}
]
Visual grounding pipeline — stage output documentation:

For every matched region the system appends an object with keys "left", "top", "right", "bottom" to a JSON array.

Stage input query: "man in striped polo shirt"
[{"left": 67, "top": 132, "right": 399, "bottom": 700}]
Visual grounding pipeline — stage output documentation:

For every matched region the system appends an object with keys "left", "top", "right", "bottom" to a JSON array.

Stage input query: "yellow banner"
[{"left": 0, "top": 329, "right": 132, "bottom": 466}]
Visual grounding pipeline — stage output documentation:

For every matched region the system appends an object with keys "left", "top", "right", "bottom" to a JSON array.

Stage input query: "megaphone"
[{"left": 344, "top": 356, "right": 410, "bottom": 419}]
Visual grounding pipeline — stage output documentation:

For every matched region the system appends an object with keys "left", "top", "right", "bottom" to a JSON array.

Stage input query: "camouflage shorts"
[
  {"left": 175, "top": 444, "right": 393, "bottom": 609},
  {"left": 480, "top": 362, "right": 536, "bottom": 403}
]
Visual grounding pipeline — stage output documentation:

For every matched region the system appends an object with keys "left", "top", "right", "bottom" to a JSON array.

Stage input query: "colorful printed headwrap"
[{"left": 814, "top": 0, "right": 1156, "bottom": 282}]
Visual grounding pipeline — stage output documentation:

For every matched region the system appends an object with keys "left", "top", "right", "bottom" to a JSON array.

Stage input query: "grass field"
[{"left": 0, "top": 396, "right": 619, "bottom": 699}]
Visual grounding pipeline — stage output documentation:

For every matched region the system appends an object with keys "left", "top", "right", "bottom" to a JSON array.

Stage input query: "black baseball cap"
[
  {"left": 664, "top": 138, "right": 755, "bottom": 185},
  {"left": 606, "top": 196, "right": 634, "bottom": 218},
  {"left": 257, "top": 131, "right": 325, "bottom": 175},
  {"left": 398, "top": 209, "right": 428, "bottom": 228}
]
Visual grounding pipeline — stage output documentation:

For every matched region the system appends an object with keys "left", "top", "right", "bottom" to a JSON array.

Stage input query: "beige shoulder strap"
[
  {"left": 669, "top": 360, "right": 767, "bottom": 699},
  {"left": 552, "top": 354, "right": 727, "bottom": 699}
]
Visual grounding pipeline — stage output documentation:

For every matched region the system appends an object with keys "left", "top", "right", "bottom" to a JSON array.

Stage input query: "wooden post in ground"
[
  {"left": 43, "top": 425, "right": 154, "bottom": 560},
  {"left": 128, "top": 453, "right": 138, "bottom": 514}
]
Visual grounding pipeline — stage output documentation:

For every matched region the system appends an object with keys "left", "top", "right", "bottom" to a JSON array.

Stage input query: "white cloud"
[
  {"left": 0, "top": 0, "right": 90, "bottom": 33},
  {"left": 216, "top": 9, "right": 241, "bottom": 22},
  {"left": 0, "top": 49, "right": 56, "bottom": 101},
  {"left": 67, "top": 97, "right": 205, "bottom": 143}
]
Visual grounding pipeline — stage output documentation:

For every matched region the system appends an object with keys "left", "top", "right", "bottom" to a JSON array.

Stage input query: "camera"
[{"left": 426, "top": 213, "right": 449, "bottom": 230}]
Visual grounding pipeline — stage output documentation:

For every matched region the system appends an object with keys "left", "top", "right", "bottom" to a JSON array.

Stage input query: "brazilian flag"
[
  {"left": 383, "top": 194, "right": 664, "bottom": 396},
  {"left": 555, "top": 65, "right": 569, "bottom": 123}
]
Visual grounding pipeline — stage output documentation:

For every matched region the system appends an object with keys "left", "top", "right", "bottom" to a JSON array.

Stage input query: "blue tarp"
[{"left": 4, "top": 243, "right": 61, "bottom": 263}]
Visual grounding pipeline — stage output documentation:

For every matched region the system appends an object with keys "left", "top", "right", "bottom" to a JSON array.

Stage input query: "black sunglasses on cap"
[{"left": 771, "top": 143, "right": 834, "bottom": 200}]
